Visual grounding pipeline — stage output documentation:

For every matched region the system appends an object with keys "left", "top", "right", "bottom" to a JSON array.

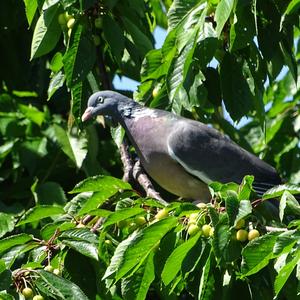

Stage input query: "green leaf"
[
  {"left": 53, "top": 124, "right": 88, "bottom": 168},
  {"left": 0, "top": 268, "right": 12, "bottom": 291},
  {"left": 18, "top": 104, "right": 45, "bottom": 126},
  {"left": 207, "top": 205, "right": 219, "bottom": 228},
  {"left": 0, "top": 291, "right": 14, "bottom": 300},
  {"left": 234, "top": 200, "right": 252, "bottom": 227},
  {"left": 161, "top": 232, "right": 201, "bottom": 285},
  {"left": 279, "top": 191, "right": 288, "bottom": 221},
  {"left": 104, "top": 217, "right": 178, "bottom": 281},
  {"left": 280, "top": 40, "right": 297, "bottom": 84},
  {"left": 0, "top": 259, "right": 5, "bottom": 273},
  {"left": 238, "top": 175, "right": 254, "bottom": 200},
  {"left": 103, "top": 230, "right": 139, "bottom": 280},
  {"left": 110, "top": 125, "right": 125, "bottom": 149},
  {"left": 34, "top": 181, "right": 67, "bottom": 205},
  {"left": 30, "top": 4, "right": 61, "bottom": 59},
  {"left": 70, "top": 80, "right": 85, "bottom": 124},
  {"left": 0, "top": 213, "right": 15, "bottom": 238},
  {"left": 63, "top": 24, "right": 96, "bottom": 87},
  {"left": 273, "top": 230, "right": 297, "bottom": 256},
  {"left": 167, "top": 0, "right": 200, "bottom": 31},
  {"left": 122, "top": 17, "right": 153, "bottom": 56},
  {"left": 60, "top": 228, "right": 99, "bottom": 243},
  {"left": 215, "top": 0, "right": 234, "bottom": 37},
  {"left": 103, "top": 208, "right": 145, "bottom": 228},
  {"left": 78, "top": 192, "right": 116, "bottom": 215},
  {"left": 141, "top": 49, "right": 165, "bottom": 81},
  {"left": 35, "top": 270, "right": 89, "bottom": 300},
  {"left": 198, "top": 251, "right": 215, "bottom": 300},
  {"left": 274, "top": 249, "right": 300, "bottom": 296},
  {"left": 48, "top": 71, "right": 65, "bottom": 100},
  {"left": 220, "top": 53, "right": 253, "bottom": 121},
  {"left": 60, "top": 239, "right": 98, "bottom": 260},
  {"left": 285, "top": 0, "right": 300, "bottom": 15},
  {"left": 286, "top": 193, "right": 300, "bottom": 216},
  {"left": 23, "top": 0, "right": 38, "bottom": 26},
  {"left": 41, "top": 222, "right": 75, "bottom": 240},
  {"left": 0, "top": 234, "right": 33, "bottom": 253},
  {"left": 0, "top": 141, "right": 14, "bottom": 161},
  {"left": 1, "top": 244, "right": 38, "bottom": 268},
  {"left": 212, "top": 224, "right": 231, "bottom": 262},
  {"left": 225, "top": 191, "right": 239, "bottom": 227},
  {"left": 229, "top": 0, "right": 255, "bottom": 51},
  {"left": 241, "top": 232, "right": 279, "bottom": 277},
  {"left": 70, "top": 175, "right": 131, "bottom": 193},
  {"left": 102, "top": 15, "right": 125, "bottom": 64},
  {"left": 263, "top": 184, "right": 300, "bottom": 200},
  {"left": 49, "top": 52, "right": 64, "bottom": 72},
  {"left": 121, "top": 251, "right": 155, "bottom": 300},
  {"left": 17, "top": 205, "right": 65, "bottom": 226}
]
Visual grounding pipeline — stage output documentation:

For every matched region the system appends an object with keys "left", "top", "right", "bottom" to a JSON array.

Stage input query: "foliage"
[
  {"left": 1, "top": 176, "right": 300, "bottom": 299},
  {"left": 0, "top": 0, "right": 300, "bottom": 299}
]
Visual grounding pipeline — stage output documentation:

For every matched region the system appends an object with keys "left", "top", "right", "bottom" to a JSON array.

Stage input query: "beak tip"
[{"left": 81, "top": 107, "right": 93, "bottom": 122}]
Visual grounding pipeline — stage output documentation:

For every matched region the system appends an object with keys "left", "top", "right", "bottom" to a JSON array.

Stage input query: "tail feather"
[{"left": 253, "top": 181, "right": 300, "bottom": 201}]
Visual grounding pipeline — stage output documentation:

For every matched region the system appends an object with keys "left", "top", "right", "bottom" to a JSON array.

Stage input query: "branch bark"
[{"left": 118, "top": 138, "right": 167, "bottom": 206}]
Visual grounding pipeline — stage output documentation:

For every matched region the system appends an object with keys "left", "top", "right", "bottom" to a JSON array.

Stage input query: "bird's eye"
[{"left": 97, "top": 96, "right": 104, "bottom": 104}]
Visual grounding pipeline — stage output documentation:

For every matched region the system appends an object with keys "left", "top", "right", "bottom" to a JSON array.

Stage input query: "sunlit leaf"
[
  {"left": 35, "top": 269, "right": 89, "bottom": 300},
  {"left": 274, "top": 249, "right": 300, "bottom": 296},
  {"left": 241, "top": 232, "right": 279, "bottom": 277},
  {"left": 0, "top": 234, "right": 33, "bottom": 253},
  {"left": 17, "top": 205, "right": 65, "bottom": 226},
  {"left": 161, "top": 232, "right": 201, "bottom": 285},
  {"left": 30, "top": 4, "right": 61, "bottom": 59}
]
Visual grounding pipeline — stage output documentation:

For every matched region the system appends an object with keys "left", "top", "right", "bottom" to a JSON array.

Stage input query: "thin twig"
[
  {"left": 119, "top": 139, "right": 134, "bottom": 183},
  {"left": 91, "top": 217, "right": 104, "bottom": 233},
  {"left": 82, "top": 215, "right": 94, "bottom": 225},
  {"left": 132, "top": 160, "right": 168, "bottom": 206}
]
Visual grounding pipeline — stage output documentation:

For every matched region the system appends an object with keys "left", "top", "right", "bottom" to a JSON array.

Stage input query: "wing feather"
[{"left": 167, "top": 120, "right": 281, "bottom": 186}]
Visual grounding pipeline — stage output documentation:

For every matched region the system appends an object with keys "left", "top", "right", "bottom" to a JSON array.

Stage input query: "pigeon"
[{"left": 82, "top": 90, "right": 281, "bottom": 202}]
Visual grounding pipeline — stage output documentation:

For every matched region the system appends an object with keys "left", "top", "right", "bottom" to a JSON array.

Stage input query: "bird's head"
[{"left": 81, "top": 90, "right": 131, "bottom": 122}]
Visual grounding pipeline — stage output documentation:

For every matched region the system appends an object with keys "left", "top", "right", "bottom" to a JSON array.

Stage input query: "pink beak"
[{"left": 81, "top": 107, "right": 94, "bottom": 122}]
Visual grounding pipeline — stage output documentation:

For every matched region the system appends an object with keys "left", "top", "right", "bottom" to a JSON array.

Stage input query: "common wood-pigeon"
[{"left": 82, "top": 91, "right": 281, "bottom": 202}]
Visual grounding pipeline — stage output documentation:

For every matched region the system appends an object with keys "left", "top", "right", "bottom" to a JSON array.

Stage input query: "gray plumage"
[{"left": 82, "top": 90, "right": 281, "bottom": 201}]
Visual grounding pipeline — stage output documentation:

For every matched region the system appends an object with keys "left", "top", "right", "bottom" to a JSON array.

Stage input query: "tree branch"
[
  {"left": 117, "top": 138, "right": 167, "bottom": 206},
  {"left": 132, "top": 160, "right": 168, "bottom": 206}
]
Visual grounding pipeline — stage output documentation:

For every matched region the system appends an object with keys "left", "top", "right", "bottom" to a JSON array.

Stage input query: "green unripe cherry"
[
  {"left": 33, "top": 295, "right": 44, "bottom": 300},
  {"left": 188, "top": 212, "right": 199, "bottom": 224},
  {"left": 44, "top": 264, "right": 54, "bottom": 272},
  {"left": 117, "top": 219, "right": 128, "bottom": 229},
  {"left": 58, "top": 13, "right": 67, "bottom": 25},
  {"left": 152, "top": 86, "right": 160, "bottom": 97},
  {"left": 22, "top": 287, "right": 33, "bottom": 298},
  {"left": 155, "top": 208, "right": 168, "bottom": 220},
  {"left": 196, "top": 202, "right": 207, "bottom": 209},
  {"left": 53, "top": 268, "right": 60, "bottom": 275},
  {"left": 236, "top": 229, "right": 248, "bottom": 242},
  {"left": 248, "top": 229, "right": 260, "bottom": 241},
  {"left": 134, "top": 216, "right": 147, "bottom": 226},
  {"left": 188, "top": 224, "right": 200, "bottom": 236},
  {"left": 202, "top": 224, "right": 212, "bottom": 237}
]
